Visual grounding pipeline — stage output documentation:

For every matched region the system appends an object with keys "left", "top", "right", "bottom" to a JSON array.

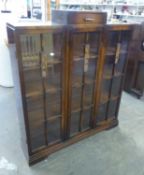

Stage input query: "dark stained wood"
[
  {"left": 124, "top": 24, "right": 144, "bottom": 98},
  {"left": 7, "top": 10, "right": 134, "bottom": 165}
]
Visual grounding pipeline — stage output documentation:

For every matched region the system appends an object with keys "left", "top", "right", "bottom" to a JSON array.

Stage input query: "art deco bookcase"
[{"left": 7, "top": 10, "right": 133, "bottom": 165}]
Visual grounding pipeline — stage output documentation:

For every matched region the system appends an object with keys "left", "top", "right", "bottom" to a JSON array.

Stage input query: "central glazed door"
[{"left": 67, "top": 29, "right": 102, "bottom": 137}]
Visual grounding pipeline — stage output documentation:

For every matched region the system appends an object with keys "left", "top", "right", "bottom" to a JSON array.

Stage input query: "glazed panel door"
[
  {"left": 96, "top": 30, "right": 131, "bottom": 124},
  {"left": 19, "top": 29, "right": 66, "bottom": 152},
  {"left": 68, "top": 30, "right": 101, "bottom": 137}
]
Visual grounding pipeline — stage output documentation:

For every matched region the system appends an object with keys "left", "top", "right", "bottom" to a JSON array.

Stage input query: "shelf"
[
  {"left": 103, "top": 71, "right": 123, "bottom": 79},
  {"left": 47, "top": 58, "right": 62, "bottom": 65},
  {"left": 106, "top": 47, "right": 116, "bottom": 56},
  {"left": 71, "top": 104, "right": 93, "bottom": 114},
  {"left": 60, "top": 3, "right": 139, "bottom": 6},
  {"left": 25, "top": 83, "right": 61, "bottom": 98},
  {"left": 23, "top": 65, "right": 41, "bottom": 71},
  {"left": 25, "top": 82, "right": 43, "bottom": 98},
  {"left": 26, "top": 91, "right": 43, "bottom": 98},
  {"left": 100, "top": 93, "right": 119, "bottom": 105},
  {"left": 22, "top": 56, "right": 61, "bottom": 70},
  {"left": 100, "top": 93, "right": 109, "bottom": 104},
  {"left": 114, "top": 4, "right": 139, "bottom": 6},
  {"left": 106, "top": 47, "right": 127, "bottom": 57},
  {"left": 72, "top": 77, "right": 95, "bottom": 88},
  {"left": 115, "top": 13, "right": 144, "bottom": 18},
  {"left": 111, "top": 95, "right": 120, "bottom": 101},
  {"left": 74, "top": 55, "right": 98, "bottom": 61},
  {"left": 45, "top": 85, "right": 61, "bottom": 93},
  {"left": 47, "top": 115, "right": 61, "bottom": 121},
  {"left": 60, "top": 2, "right": 144, "bottom": 7}
]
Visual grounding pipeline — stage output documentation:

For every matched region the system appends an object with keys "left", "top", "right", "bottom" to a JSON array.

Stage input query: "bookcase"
[{"left": 7, "top": 10, "right": 133, "bottom": 165}]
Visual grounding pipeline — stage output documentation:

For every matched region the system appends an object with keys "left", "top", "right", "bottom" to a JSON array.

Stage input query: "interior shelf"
[
  {"left": 23, "top": 66, "right": 41, "bottom": 71},
  {"left": 71, "top": 104, "right": 93, "bottom": 114},
  {"left": 103, "top": 71, "right": 123, "bottom": 79},
  {"left": 25, "top": 84, "right": 61, "bottom": 98},
  {"left": 47, "top": 115, "right": 62, "bottom": 121},
  {"left": 100, "top": 93, "right": 120, "bottom": 104},
  {"left": 72, "top": 77, "right": 95, "bottom": 88},
  {"left": 106, "top": 47, "right": 116, "bottom": 56},
  {"left": 106, "top": 47, "right": 127, "bottom": 57},
  {"left": 45, "top": 85, "right": 61, "bottom": 93},
  {"left": 47, "top": 58, "right": 62, "bottom": 65},
  {"left": 73, "top": 54, "right": 98, "bottom": 61}
]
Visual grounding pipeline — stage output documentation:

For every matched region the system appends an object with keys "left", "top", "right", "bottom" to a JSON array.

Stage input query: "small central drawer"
[{"left": 52, "top": 10, "right": 107, "bottom": 25}]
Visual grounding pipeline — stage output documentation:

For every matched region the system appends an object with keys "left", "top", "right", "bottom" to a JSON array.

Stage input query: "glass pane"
[
  {"left": 31, "top": 135, "right": 46, "bottom": 151},
  {"left": 28, "top": 110, "right": 46, "bottom": 151},
  {"left": 47, "top": 117, "right": 61, "bottom": 143},
  {"left": 85, "top": 58, "right": 97, "bottom": 84},
  {"left": 104, "top": 31, "right": 120, "bottom": 78},
  {"left": 42, "top": 32, "right": 63, "bottom": 92},
  {"left": 115, "top": 31, "right": 130, "bottom": 74},
  {"left": 121, "top": 31, "right": 131, "bottom": 53},
  {"left": 42, "top": 32, "right": 64, "bottom": 143},
  {"left": 70, "top": 112, "right": 80, "bottom": 136},
  {"left": 103, "top": 56, "right": 115, "bottom": 79},
  {"left": 106, "top": 31, "right": 119, "bottom": 56},
  {"left": 71, "top": 87, "right": 82, "bottom": 112},
  {"left": 46, "top": 89, "right": 61, "bottom": 118},
  {"left": 26, "top": 96, "right": 46, "bottom": 151},
  {"left": 96, "top": 103, "right": 108, "bottom": 123},
  {"left": 111, "top": 76, "right": 122, "bottom": 97},
  {"left": 73, "top": 33, "right": 85, "bottom": 58},
  {"left": 82, "top": 109, "right": 91, "bottom": 131},
  {"left": 83, "top": 84, "right": 94, "bottom": 107},
  {"left": 27, "top": 95, "right": 43, "bottom": 108},
  {"left": 23, "top": 69, "right": 43, "bottom": 97},
  {"left": 43, "top": 33, "right": 63, "bottom": 58},
  {"left": 45, "top": 63, "right": 62, "bottom": 91},
  {"left": 28, "top": 108, "right": 45, "bottom": 123},
  {"left": 100, "top": 79, "right": 111, "bottom": 104},
  {"left": 115, "top": 53, "right": 126, "bottom": 75},
  {"left": 72, "top": 59, "right": 84, "bottom": 86},
  {"left": 89, "top": 32, "right": 100, "bottom": 57},
  {"left": 107, "top": 99, "right": 119, "bottom": 119},
  {"left": 42, "top": 33, "right": 63, "bottom": 111},
  {"left": 46, "top": 102, "right": 61, "bottom": 118},
  {"left": 20, "top": 34, "right": 43, "bottom": 97},
  {"left": 20, "top": 34, "right": 41, "bottom": 69}
]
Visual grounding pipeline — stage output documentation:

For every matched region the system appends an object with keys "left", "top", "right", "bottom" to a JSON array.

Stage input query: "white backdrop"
[{"left": 0, "top": 0, "right": 27, "bottom": 87}]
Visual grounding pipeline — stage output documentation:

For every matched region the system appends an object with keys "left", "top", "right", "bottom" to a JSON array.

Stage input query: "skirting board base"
[{"left": 29, "top": 118, "right": 118, "bottom": 166}]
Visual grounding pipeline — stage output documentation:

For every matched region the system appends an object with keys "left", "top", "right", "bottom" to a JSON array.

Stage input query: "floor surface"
[{"left": 0, "top": 86, "right": 144, "bottom": 175}]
